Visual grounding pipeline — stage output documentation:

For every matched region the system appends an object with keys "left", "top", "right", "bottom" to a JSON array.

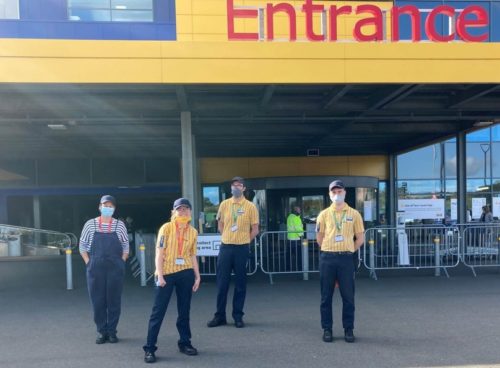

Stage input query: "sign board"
[
  {"left": 493, "top": 197, "right": 500, "bottom": 219},
  {"left": 451, "top": 198, "right": 458, "bottom": 221},
  {"left": 197, "top": 234, "right": 222, "bottom": 256},
  {"left": 472, "top": 197, "right": 486, "bottom": 220},
  {"left": 398, "top": 199, "right": 445, "bottom": 220}
]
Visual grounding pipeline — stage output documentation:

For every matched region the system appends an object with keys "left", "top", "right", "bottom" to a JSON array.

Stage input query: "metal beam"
[
  {"left": 322, "top": 85, "right": 351, "bottom": 110},
  {"left": 448, "top": 84, "right": 500, "bottom": 108},
  {"left": 260, "top": 85, "right": 276, "bottom": 107},
  {"left": 176, "top": 86, "right": 190, "bottom": 111}
]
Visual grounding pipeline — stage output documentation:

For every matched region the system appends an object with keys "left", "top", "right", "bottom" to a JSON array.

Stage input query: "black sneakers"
[
  {"left": 322, "top": 329, "right": 333, "bottom": 343},
  {"left": 179, "top": 343, "right": 198, "bottom": 356},
  {"left": 344, "top": 328, "right": 355, "bottom": 343},
  {"left": 234, "top": 320, "right": 245, "bottom": 328},
  {"left": 207, "top": 317, "right": 227, "bottom": 328},
  {"left": 144, "top": 351, "right": 156, "bottom": 363},
  {"left": 108, "top": 334, "right": 119, "bottom": 343},
  {"left": 96, "top": 333, "right": 107, "bottom": 344}
]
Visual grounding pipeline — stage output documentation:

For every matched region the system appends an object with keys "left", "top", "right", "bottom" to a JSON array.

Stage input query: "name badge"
[
  {"left": 175, "top": 258, "right": 185, "bottom": 265},
  {"left": 237, "top": 209, "right": 245, "bottom": 215},
  {"left": 335, "top": 235, "right": 344, "bottom": 242},
  {"left": 346, "top": 217, "right": 353, "bottom": 222},
  {"left": 231, "top": 225, "right": 238, "bottom": 232}
]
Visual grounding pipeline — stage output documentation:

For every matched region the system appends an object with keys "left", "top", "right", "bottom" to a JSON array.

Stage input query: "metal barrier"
[
  {"left": 136, "top": 232, "right": 259, "bottom": 286},
  {"left": 363, "top": 225, "right": 460, "bottom": 280},
  {"left": 197, "top": 238, "right": 259, "bottom": 277},
  {"left": 461, "top": 224, "right": 500, "bottom": 276},
  {"left": 0, "top": 224, "right": 74, "bottom": 289},
  {"left": 259, "top": 231, "right": 322, "bottom": 284}
]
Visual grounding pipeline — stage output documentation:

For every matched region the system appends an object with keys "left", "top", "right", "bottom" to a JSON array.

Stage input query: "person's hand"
[
  {"left": 192, "top": 276, "right": 201, "bottom": 292},
  {"left": 157, "top": 276, "right": 167, "bottom": 287}
]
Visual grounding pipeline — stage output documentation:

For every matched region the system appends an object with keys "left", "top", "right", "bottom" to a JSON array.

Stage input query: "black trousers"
[{"left": 319, "top": 252, "right": 355, "bottom": 330}]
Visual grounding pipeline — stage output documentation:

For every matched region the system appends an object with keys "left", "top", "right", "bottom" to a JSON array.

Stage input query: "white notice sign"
[
  {"left": 472, "top": 198, "right": 486, "bottom": 220},
  {"left": 197, "top": 235, "right": 222, "bottom": 256},
  {"left": 398, "top": 199, "right": 445, "bottom": 220},
  {"left": 451, "top": 199, "right": 458, "bottom": 221},
  {"left": 493, "top": 197, "right": 500, "bottom": 219}
]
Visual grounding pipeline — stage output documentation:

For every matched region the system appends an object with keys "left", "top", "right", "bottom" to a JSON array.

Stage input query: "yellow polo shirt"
[
  {"left": 156, "top": 222, "right": 197, "bottom": 275},
  {"left": 316, "top": 204, "right": 364, "bottom": 253},
  {"left": 216, "top": 197, "right": 259, "bottom": 245}
]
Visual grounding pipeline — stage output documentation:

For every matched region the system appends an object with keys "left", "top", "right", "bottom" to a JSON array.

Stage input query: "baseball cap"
[
  {"left": 231, "top": 176, "right": 245, "bottom": 186},
  {"left": 173, "top": 198, "right": 192, "bottom": 210},
  {"left": 99, "top": 195, "right": 116, "bottom": 206},
  {"left": 329, "top": 180, "right": 345, "bottom": 191}
]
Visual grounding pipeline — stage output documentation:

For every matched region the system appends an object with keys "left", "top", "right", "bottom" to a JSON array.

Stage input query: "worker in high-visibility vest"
[{"left": 287, "top": 206, "right": 304, "bottom": 271}]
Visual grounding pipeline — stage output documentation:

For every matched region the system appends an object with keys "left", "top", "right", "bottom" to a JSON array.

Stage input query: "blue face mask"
[{"left": 100, "top": 206, "right": 115, "bottom": 217}]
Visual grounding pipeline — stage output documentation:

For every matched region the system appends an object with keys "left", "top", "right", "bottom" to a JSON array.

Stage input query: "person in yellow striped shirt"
[
  {"left": 207, "top": 176, "right": 259, "bottom": 329},
  {"left": 143, "top": 198, "right": 201, "bottom": 364},
  {"left": 316, "top": 180, "right": 364, "bottom": 344}
]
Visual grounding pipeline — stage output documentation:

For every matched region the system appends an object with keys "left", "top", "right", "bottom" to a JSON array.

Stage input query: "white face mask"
[{"left": 329, "top": 193, "right": 345, "bottom": 204}]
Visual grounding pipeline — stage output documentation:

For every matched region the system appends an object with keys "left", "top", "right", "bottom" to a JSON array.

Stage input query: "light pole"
[{"left": 480, "top": 143, "right": 490, "bottom": 188}]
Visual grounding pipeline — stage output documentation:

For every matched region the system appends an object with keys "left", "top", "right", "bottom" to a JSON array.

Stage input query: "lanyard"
[
  {"left": 231, "top": 202, "right": 244, "bottom": 224},
  {"left": 175, "top": 223, "right": 188, "bottom": 257},
  {"left": 332, "top": 210, "right": 346, "bottom": 232},
  {"left": 98, "top": 217, "right": 112, "bottom": 233}
]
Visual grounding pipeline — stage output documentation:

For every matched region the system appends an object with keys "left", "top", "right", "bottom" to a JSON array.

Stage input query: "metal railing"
[
  {"left": 461, "top": 224, "right": 500, "bottom": 276},
  {"left": 0, "top": 224, "right": 75, "bottom": 289},
  {"left": 363, "top": 225, "right": 461, "bottom": 280},
  {"left": 259, "top": 231, "right": 322, "bottom": 284}
]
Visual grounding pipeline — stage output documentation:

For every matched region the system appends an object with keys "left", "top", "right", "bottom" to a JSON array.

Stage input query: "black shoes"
[
  {"left": 344, "top": 328, "right": 355, "bottom": 343},
  {"left": 108, "top": 334, "right": 119, "bottom": 343},
  {"left": 179, "top": 343, "right": 198, "bottom": 356},
  {"left": 234, "top": 320, "right": 245, "bottom": 328},
  {"left": 144, "top": 351, "right": 156, "bottom": 363},
  {"left": 322, "top": 329, "right": 333, "bottom": 343},
  {"left": 207, "top": 317, "right": 227, "bottom": 328},
  {"left": 96, "top": 333, "right": 107, "bottom": 344}
]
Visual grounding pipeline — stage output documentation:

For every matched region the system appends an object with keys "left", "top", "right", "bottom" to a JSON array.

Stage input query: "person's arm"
[
  {"left": 354, "top": 232, "right": 365, "bottom": 250},
  {"left": 250, "top": 224, "right": 259, "bottom": 242},
  {"left": 249, "top": 204, "right": 259, "bottom": 241},
  {"left": 191, "top": 255, "right": 201, "bottom": 292},
  {"left": 156, "top": 225, "right": 167, "bottom": 287},
  {"left": 117, "top": 221, "right": 129, "bottom": 262},
  {"left": 79, "top": 221, "right": 92, "bottom": 265},
  {"left": 216, "top": 202, "right": 224, "bottom": 234},
  {"left": 81, "top": 251, "right": 90, "bottom": 265},
  {"left": 316, "top": 213, "right": 325, "bottom": 247}
]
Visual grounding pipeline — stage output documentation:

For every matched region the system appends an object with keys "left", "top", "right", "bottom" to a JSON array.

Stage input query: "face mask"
[
  {"left": 330, "top": 193, "right": 345, "bottom": 204},
  {"left": 175, "top": 216, "right": 191, "bottom": 225},
  {"left": 231, "top": 188, "right": 243, "bottom": 198},
  {"left": 100, "top": 206, "right": 115, "bottom": 217}
]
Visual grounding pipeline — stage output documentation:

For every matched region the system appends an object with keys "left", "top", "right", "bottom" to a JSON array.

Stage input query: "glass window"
[
  {"left": 444, "top": 141, "right": 457, "bottom": 178},
  {"left": 492, "top": 124, "right": 500, "bottom": 142},
  {"left": 202, "top": 186, "right": 220, "bottom": 234},
  {"left": 467, "top": 179, "right": 491, "bottom": 193},
  {"left": 0, "top": 0, "right": 19, "bottom": 19},
  {"left": 397, "top": 144, "right": 442, "bottom": 179},
  {"left": 492, "top": 142, "right": 500, "bottom": 177},
  {"left": 68, "top": 0, "right": 153, "bottom": 22},
  {"left": 397, "top": 180, "right": 441, "bottom": 199},
  {"left": 378, "top": 181, "right": 387, "bottom": 225},
  {"left": 301, "top": 195, "right": 324, "bottom": 223},
  {"left": 466, "top": 142, "right": 491, "bottom": 179},
  {"left": 467, "top": 127, "right": 491, "bottom": 142}
]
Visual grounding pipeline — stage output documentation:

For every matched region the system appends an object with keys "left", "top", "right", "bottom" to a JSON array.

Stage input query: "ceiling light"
[
  {"left": 477, "top": 185, "right": 490, "bottom": 191},
  {"left": 115, "top": 5, "right": 127, "bottom": 9},
  {"left": 474, "top": 121, "right": 494, "bottom": 127},
  {"left": 47, "top": 124, "right": 67, "bottom": 130}
]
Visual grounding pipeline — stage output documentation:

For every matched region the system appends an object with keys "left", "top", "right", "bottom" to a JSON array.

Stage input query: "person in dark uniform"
[
  {"left": 143, "top": 198, "right": 201, "bottom": 364},
  {"left": 79, "top": 195, "right": 129, "bottom": 344},
  {"left": 316, "top": 180, "right": 364, "bottom": 343}
]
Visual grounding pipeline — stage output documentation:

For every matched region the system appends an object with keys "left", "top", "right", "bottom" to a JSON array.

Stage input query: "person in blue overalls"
[{"left": 79, "top": 195, "right": 129, "bottom": 344}]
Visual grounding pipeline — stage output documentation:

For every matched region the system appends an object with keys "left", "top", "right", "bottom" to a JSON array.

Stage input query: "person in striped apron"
[
  {"left": 79, "top": 195, "right": 129, "bottom": 344},
  {"left": 143, "top": 198, "right": 201, "bottom": 364}
]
